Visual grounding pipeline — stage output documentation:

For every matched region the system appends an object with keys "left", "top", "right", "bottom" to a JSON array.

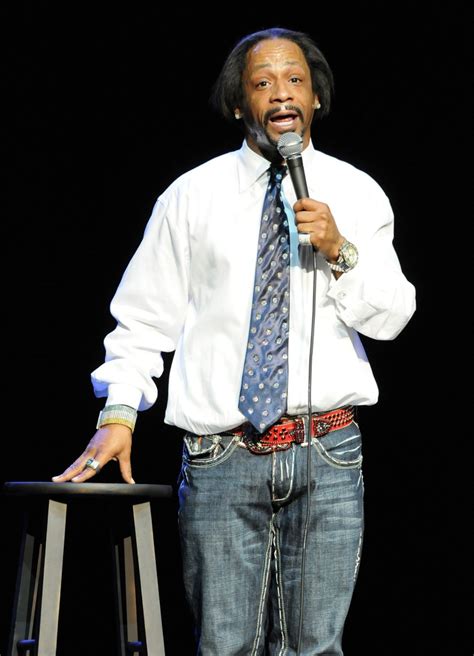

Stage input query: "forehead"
[{"left": 245, "top": 38, "right": 309, "bottom": 73}]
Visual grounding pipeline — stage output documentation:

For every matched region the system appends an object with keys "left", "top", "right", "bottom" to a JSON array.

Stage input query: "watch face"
[{"left": 340, "top": 241, "right": 358, "bottom": 269}]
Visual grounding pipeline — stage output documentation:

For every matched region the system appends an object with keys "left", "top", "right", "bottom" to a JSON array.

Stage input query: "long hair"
[{"left": 211, "top": 27, "right": 334, "bottom": 123}]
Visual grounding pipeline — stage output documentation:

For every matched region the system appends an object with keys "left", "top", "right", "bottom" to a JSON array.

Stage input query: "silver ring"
[
  {"left": 85, "top": 458, "right": 100, "bottom": 472},
  {"left": 298, "top": 232, "right": 312, "bottom": 246}
]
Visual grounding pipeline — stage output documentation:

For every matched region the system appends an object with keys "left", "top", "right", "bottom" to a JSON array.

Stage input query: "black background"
[{"left": 2, "top": 3, "right": 471, "bottom": 654}]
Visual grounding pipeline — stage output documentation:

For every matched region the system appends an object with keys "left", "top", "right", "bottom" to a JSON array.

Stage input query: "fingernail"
[{"left": 131, "top": 478, "right": 136, "bottom": 484}]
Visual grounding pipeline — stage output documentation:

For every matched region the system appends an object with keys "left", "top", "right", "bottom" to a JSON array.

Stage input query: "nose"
[{"left": 270, "top": 79, "right": 293, "bottom": 104}]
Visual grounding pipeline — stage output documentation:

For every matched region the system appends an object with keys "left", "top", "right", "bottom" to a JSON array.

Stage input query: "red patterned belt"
[{"left": 230, "top": 406, "right": 355, "bottom": 454}]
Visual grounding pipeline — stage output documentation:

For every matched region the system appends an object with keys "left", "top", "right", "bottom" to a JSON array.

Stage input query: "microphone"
[
  {"left": 277, "top": 132, "right": 311, "bottom": 246},
  {"left": 277, "top": 132, "right": 308, "bottom": 199}
]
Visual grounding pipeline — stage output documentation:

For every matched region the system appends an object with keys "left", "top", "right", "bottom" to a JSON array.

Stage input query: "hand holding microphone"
[
  {"left": 277, "top": 132, "right": 344, "bottom": 260},
  {"left": 277, "top": 132, "right": 311, "bottom": 247}
]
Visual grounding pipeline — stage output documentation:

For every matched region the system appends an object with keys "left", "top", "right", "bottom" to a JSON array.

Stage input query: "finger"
[
  {"left": 118, "top": 457, "right": 135, "bottom": 484},
  {"left": 297, "top": 225, "right": 318, "bottom": 247},
  {"left": 69, "top": 445, "right": 123, "bottom": 483},
  {"left": 52, "top": 451, "right": 97, "bottom": 482},
  {"left": 298, "top": 232, "right": 313, "bottom": 247},
  {"left": 70, "top": 454, "right": 106, "bottom": 482},
  {"left": 296, "top": 223, "right": 313, "bottom": 233},
  {"left": 294, "top": 198, "right": 319, "bottom": 213},
  {"left": 294, "top": 210, "right": 316, "bottom": 225},
  {"left": 70, "top": 463, "right": 102, "bottom": 483}
]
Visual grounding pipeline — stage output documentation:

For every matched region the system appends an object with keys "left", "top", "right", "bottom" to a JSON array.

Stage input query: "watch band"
[
  {"left": 327, "top": 239, "right": 358, "bottom": 273},
  {"left": 327, "top": 259, "right": 347, "bottom": 272}
]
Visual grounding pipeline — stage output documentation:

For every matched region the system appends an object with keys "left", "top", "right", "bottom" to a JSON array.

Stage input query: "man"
[{"left": 53, "top": 27, "right": 415, "bottom": 655}]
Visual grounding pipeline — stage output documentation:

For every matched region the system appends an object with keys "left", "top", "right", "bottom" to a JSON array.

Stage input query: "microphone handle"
[{"left": 287, "top": 154, "right": 309, "bottom": 199}]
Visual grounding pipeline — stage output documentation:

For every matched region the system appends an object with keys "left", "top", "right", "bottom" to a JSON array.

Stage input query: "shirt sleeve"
[
  {"left": 326, "top": 182, "right": 416, "bottom": 341},
  {"left": 90, "top": 192, "right": 190, "bottom": 410}
]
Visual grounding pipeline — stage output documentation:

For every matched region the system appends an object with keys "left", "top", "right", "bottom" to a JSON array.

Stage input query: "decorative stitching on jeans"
[
  {"left": 353, "top": 529, "right": 363, "bottom": 582},
  {"left": 331, "top": 434, "right": 359, "bottom": 447},
  {"left": 251, "top": 522, "right": 274, "bottom": 655},
  {"left": 313, "top": 436, "right": 362, "bottom": 469},
  {"left": 273, "top": 524, "right": 288, "bottom": 655},
  {"left": 272, "top": 452, "right": 276, "bottom": 499},
  {"left": 334, "top": 444, "right": 361, "bottom": 456},
  {"left": 272, "top": 449, "right": 295, "bottom": 503},
  {"left": 332, "top": 434, "right": 362, "bottom": 457},
  {"left": 183, "top": 435, "right": 240, "bottom": 469}
]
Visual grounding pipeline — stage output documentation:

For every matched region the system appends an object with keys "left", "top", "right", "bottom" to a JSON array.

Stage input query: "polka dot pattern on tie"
[{"left": 238, "top": 165, "right": 290, "bottom": 433}]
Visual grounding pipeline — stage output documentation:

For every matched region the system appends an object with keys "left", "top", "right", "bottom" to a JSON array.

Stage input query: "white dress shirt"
[{"left": 91, "top": 140, "right": 416, "bottom": 435}]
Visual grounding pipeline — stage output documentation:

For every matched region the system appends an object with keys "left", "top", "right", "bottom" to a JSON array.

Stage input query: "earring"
[
  {"left": 234, "top": 111, "right": 242, "bottom": 119},
  {"left": 314, "top": 101, "right": 321, "bottom": 110}
]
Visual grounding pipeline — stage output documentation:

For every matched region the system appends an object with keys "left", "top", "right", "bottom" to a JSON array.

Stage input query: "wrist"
[
  {"left": 326, "top": 237, "right": 345, "bottom": 263},
  {"left": 326, "top": 238, "right": 358, "bottom": 273},
  {"left": 96, "top": 404, "right": 138, "bottom": 433}
]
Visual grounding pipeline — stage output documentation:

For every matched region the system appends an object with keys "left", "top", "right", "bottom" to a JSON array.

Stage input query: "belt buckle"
[
  {"left": 291, "top": 418, "right": 306, "bottom": 444},
  {"left": 243, "top": 424, "right": 292, "bottom": 455}
]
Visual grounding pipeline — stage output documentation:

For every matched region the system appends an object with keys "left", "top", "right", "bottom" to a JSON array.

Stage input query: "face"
[{"left": 237, "top": 38, "right": 319, "bottom": 159}]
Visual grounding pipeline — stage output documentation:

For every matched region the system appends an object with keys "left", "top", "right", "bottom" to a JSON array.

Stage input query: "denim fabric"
[{"left": 178, "top": 421, "right": 364, "bottom": 655}]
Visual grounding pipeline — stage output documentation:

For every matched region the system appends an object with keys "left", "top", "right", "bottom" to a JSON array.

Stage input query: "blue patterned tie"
[{"left": 238, "top": 165, "right": 290, "bottom": 433}]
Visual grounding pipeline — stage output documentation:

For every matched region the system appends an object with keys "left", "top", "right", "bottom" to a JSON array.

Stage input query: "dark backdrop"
[{"left": 3, "top": 3, "right": 471, "bottom": 655}]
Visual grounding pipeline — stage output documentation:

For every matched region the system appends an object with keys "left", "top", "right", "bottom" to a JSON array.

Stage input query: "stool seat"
[
  {"left": 4, "top": 480, "right": 172, "bottom": 500},
  {"left": 4, "top": 481, "right": 173, "bottom": 656}
]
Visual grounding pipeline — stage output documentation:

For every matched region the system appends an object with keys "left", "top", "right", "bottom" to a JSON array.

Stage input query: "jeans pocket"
[
  {"left": 182, "top": 433, "right": 239, "bottom": 469},
  {"left": 313, "top": 422, "right": 363, "bottom": 469}
]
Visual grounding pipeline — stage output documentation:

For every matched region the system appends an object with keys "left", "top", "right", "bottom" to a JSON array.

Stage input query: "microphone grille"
[{"left": 277, "top": 132, "right": 303, "bottom": 159}]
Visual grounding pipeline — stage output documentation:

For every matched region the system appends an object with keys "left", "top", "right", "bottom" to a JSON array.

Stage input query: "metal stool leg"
[
  {"left": 8, "top": 528, "right": 40, "bottom": 656},
  {"left": 113, "top": 533, "right": 143, "bottom": 655},
  {"left": 37, "top": 499, "right": 67, "bottom": 656},
  {"left": 123, "top": 535, "right": 140, "bottom": 653},
  {"left": 133, "top": 502, "right": 165, "bottom": 656}
]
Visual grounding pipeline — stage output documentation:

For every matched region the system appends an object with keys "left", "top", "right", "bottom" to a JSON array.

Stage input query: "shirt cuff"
[
  {"left": 326, "top": 267, "right": 385, "bottom": 325},
  {"left": 105, "top": 383, "right": 143, "bottom": 411}
]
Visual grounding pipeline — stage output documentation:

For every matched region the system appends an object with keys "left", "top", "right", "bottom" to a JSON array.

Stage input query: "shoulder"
[
  {"left": 160, "top": 150, "right": 239, "bottom": 203},
  {"left": 311, "top": 148, "right": 387, "bottom": 196},
  {"left": 308, "top": 148, "right": 394, "bottom": 231}
]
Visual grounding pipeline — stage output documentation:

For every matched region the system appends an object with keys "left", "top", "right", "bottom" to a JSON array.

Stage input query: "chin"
[{"left": 267, "top": 126, "right": 306, "bottom": 147}]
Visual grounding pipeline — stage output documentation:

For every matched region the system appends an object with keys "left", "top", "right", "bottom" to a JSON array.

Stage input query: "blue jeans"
[{"left": 178, "top": 421, "right": 364, "bottom": 655}]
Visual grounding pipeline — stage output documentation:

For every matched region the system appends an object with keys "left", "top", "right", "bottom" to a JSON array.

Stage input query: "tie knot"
[{"left": 269, "top": 164, "right": 286, "bottom": 184}]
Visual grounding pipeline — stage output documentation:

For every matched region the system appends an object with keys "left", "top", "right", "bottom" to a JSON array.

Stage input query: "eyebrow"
[{"left": 251, "top": 59, "right": 303, "bottom": 72}]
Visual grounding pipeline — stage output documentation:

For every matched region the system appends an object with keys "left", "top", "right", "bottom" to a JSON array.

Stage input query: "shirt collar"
[{"left": 236, "top": 138, "right": 317, "bottom": 193}]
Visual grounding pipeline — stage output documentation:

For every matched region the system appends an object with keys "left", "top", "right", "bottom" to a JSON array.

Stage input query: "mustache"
[{"left": 263, "top": 104, "right": 304, "bottom": 125}]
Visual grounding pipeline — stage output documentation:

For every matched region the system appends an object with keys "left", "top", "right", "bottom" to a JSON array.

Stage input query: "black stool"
[{"left": 3, "top": 481, "right": 173, "bottom": 656}]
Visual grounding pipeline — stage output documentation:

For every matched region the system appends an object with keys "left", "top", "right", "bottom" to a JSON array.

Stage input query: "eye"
[
  {"left": 290, "top": 76, "right": 302, "bottom": 83},
  {"left": 256, "top": 80, "right": 270, "bottom": 88}
]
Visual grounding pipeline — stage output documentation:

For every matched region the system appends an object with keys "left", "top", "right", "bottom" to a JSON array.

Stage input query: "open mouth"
[{"left": 268, "top": 110, "right": 299, "bottom": 126}]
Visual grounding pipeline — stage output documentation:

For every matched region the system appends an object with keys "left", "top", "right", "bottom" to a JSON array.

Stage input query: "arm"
[
  {"left": 294, "top": 189, "right": 416, "bottom": 341},
  {"left": 92, "top": 194, "right": 190, "bottom": 409},
  {"left": 53, "top": 193, "right": 190, "bottom": 483}
]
